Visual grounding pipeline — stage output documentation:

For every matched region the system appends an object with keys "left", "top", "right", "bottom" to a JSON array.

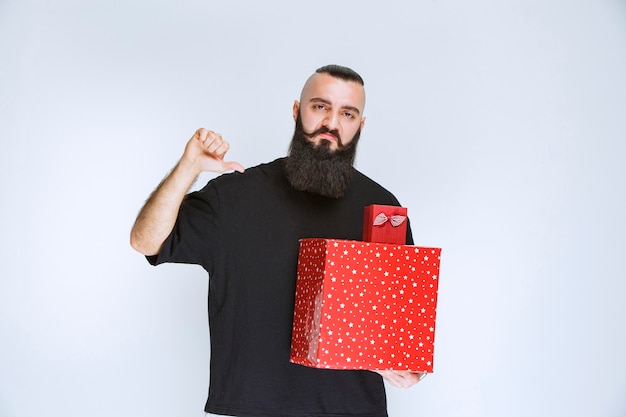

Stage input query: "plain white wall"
[{"left": 1, "top": 1, "right": 625, "bottom": 416}]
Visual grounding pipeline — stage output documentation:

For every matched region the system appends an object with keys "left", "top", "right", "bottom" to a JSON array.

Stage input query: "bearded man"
[{"left": 130, "top": 65, "right": 423, "bottom": 417}]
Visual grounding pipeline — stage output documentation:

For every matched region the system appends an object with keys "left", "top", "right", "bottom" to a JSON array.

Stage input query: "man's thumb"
[{"left": 223, "top": 160, "right": 245, "bottom": 173}]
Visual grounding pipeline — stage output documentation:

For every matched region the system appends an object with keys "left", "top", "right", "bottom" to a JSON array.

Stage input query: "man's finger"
[
  {"left": 213, "top": 140, "right": 230, "bottom": 158},
  {"left": 375, "top": 370, "right": 426, "bottom": 388}
]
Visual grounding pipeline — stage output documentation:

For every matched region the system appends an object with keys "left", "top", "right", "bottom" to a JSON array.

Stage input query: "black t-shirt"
[{"left": 149, "top": 158, "right": 413, "bottom": 417}]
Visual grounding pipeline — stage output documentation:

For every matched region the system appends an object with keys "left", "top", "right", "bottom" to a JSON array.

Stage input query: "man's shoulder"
[
  {"left": 250, "top": 157, "right": 286, "bottom": 178},
  {"left": 235, "top": 157, "right": 283, "bottom": 175},
  {"left": 200, "top": 157, "right": 285, "bottom": 192},
  {"left": 351, "top": 168, "right": 400, "bottom": 201}
]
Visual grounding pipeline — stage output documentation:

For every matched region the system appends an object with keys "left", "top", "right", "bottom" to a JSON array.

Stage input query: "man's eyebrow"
[{"left": 309, "top": 97, "right": 361, "bottom": 116}]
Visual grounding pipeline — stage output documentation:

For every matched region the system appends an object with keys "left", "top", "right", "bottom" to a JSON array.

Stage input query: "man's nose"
[{"left": 323, "top": 112, "right": 340, "bottom": 130}]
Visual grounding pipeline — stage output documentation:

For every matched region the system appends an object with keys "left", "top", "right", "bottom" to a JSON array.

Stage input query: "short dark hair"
[{"left": 315, "top": 64, "right": 364, "bottom": 86}]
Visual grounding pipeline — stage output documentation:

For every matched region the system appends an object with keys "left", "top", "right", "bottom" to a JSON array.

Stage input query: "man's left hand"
[{"left": 374, "top": 370, "right": 427, "bottom": 388}]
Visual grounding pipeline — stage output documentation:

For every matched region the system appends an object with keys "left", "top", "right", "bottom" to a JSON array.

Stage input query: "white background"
[{"left": 1, "top": 1, "right": 625, "bottom": 416}]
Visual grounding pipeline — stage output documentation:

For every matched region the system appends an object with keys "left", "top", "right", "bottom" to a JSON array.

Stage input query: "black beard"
[{"left": 284, "top": 115, "right": 360, "bottom": 198}]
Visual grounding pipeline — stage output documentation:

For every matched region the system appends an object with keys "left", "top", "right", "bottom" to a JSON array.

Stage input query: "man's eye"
[
  {"left": 344, "top": 112, "right": 355, "bottom": 119},
  {"left": 315, "top": 104, "right": 326, "bottom": 110}
]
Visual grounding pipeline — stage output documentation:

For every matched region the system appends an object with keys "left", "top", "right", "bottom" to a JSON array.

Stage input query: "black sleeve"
[{"left": 146, "top": 181, "right": 220, "bottom": 273}]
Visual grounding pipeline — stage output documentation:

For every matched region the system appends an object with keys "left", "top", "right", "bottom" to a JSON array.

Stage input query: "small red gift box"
[
  {"left": 362, "top": 205, "right": 408, "bottom": 244},
  {"left": 290, "top": 236, "right": 441, "bottom": 372}
]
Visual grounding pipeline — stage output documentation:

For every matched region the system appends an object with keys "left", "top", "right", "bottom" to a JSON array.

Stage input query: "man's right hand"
[
  {"left": 182, "top": 128, "right": 245, "bottom": 175},
  {"left": 130, "top": 128, "right": 244, "bottom": 256}
]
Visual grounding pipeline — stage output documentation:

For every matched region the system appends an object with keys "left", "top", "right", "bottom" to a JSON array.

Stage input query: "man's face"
[{"left": 292, "top": 73, "right": 366, "bottom": 152}]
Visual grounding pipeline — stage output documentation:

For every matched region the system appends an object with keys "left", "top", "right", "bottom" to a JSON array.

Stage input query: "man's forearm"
[{"left": 130, "top": 159, "right": 199, "bottom": 256}]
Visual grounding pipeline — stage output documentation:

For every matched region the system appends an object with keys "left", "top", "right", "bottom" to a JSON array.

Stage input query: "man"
[{"left": 131, "top": 65, "right": 424, "bottom": 417}]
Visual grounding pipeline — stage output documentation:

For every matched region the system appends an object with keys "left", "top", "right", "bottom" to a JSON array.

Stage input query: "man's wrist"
[{"left": 175, "top": 156, "right": 202, "bottom": 183}]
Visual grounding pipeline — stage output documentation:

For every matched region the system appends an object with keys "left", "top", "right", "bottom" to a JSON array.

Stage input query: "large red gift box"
[{"left": 290, "top": 233, "right": 441, "bottom": 372}]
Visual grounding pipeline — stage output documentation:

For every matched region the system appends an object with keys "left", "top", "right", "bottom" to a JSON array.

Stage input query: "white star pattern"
[{"left": 290, "top": 237, "right": 441, "bottom": 373}]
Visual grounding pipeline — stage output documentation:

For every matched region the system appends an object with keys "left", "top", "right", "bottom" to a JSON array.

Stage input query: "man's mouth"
[
  {"left": 318, "top": 132, "right": 339, "bottom": 142},
  {"left": 301, "top": 125, "right": 343, "bottom": 148}
]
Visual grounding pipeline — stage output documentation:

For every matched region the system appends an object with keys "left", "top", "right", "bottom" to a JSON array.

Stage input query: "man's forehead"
[{"left": 300, "top": 73, "right": 366, "bottom": 110}]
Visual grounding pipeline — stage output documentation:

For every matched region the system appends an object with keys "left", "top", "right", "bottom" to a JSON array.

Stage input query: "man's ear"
[
  {"left": 292, "top": 100, "right": 300, "bottom": 121},
  {"left": 360, "top": 116, "right": 366, "bottom": 131}
]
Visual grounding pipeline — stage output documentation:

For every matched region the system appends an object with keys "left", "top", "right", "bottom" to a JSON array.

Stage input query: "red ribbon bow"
[{"left": 373, "top": 212, "right": 407, "bottom": 227}]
